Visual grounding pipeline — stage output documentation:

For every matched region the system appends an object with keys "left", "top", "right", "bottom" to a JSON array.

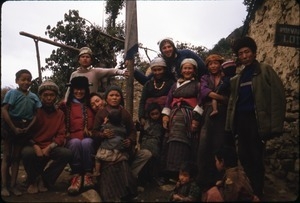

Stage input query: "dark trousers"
[
  {"left": 22, "top": 145, "right": 72, "bottom": 186},
  {"left": 236, "top": 111, "right": 265, "bottom": 198}
]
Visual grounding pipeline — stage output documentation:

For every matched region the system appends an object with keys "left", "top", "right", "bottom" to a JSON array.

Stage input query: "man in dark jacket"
[{"left": 225, "top": 36, "right": 286, "bottom": 199}]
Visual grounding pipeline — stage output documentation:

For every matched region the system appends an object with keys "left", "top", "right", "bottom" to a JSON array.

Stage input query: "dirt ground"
[{"left": 1, "top": 163, "right": 298, "bottom": 202}]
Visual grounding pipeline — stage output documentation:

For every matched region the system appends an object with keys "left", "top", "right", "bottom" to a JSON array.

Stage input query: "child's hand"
[
  {"left": 173, "top": 194, "right": 183, "bottom": 201},
  {"left": 42, "top": 145, "right": 52, "bottom": 157},
  {"left": 122, "top": 138, "right": 131, "bottom": 148},
  {"left": 14, "top": 127, "right": 25, "bottom": 135},
  {"left": 103, "top": 129, "right": 114, "bottom": 138},
  {"left": 216, "top": 180, "right": 222, "bottom": 186},
  {"left": 33, "top": 145, "right": 43, "bottom": 157},
  {"left": 191, "top": 119, "right": 200, "bottom": 132},
  {"left": 162, "top": 115, "right": 169, "bottom": 129}
]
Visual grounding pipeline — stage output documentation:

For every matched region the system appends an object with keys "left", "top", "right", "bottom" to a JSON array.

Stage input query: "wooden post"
[
  {"left": 33, "top": 39, "right": 42, "bottom": 84},
  {"left": 125, "top": 60, "right": 134, "bottom": 115}
]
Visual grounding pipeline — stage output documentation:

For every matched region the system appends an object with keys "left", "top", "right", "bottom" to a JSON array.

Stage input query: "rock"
[{"left": 81, "top": 189, "right": 102, "bottom": 202}]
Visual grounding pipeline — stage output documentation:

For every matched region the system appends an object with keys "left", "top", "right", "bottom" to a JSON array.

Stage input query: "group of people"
[{"left": 1, "top": 36, "right": 286, "bottom": 202}]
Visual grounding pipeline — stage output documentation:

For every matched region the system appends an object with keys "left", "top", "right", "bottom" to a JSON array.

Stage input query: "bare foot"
[
  {"left": 27, "top": 182, "right": 38, "bottom": 194},
  {"left": 93, "top": 172, "right": 101, "bottom": 177},
  {"left": 210, "top": 110, "right": 218, "bottom": 117},
  {"left": 10, "top": 186, "right": 22, "bottom": 196},
  {"left": 1, "top": 187, "right": 10, "bottom": 197}
]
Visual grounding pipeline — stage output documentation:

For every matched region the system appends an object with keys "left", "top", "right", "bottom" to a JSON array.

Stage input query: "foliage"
[
  {"left": 1, "top": 87, "right": 11, "bottom": 103},
  {"left": 243, "top": 0, "right": 254, "bottom": 12},
  {"left": 43, "top": 9, "right": 125, "bottom": 99},
  {"left": 105, "top": 0, "right": 125, "bottom": 28},
  {"left": 6, "top": 1, "right": 236, "bottom": 99}
]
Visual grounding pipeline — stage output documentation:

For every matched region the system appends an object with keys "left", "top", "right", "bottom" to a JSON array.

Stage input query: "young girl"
[
  {"left": 169, "top": 161, "right": 201, "bottom": 202},
  {"left": 59, "top": 76, "right": 95, "bottom": 195},
  {"left": 1, "top": 69, "right": 42, "bottom": 196}
]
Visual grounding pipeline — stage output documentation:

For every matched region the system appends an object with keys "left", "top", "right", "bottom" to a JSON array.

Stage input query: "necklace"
[{"left": 154, "top": 80, "right": 165, "bottom": 90}]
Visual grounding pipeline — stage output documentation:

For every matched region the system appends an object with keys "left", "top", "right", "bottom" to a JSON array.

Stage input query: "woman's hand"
[
  {"left": 191, "top": 119, "right": 200, "bottom": 132},
  {"left": 122, "top": 138, "right": 131, "bottom": 148},
  {"left": 162, "top": 115, "right": 169, "bottom": 129}
]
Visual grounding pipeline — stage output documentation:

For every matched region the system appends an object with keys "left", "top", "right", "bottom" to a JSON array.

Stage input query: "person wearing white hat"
[
  {"left": 134, "top": 37, "right": 207, "bottom": 85},
  {"left": 161, "top": 58, "right": 203, "bottom": 182},
  {"left": 64, "top": 46, "right": 128, "bottom": 101}
]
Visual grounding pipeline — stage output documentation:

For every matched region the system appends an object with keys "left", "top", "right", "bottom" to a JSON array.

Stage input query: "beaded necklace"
[{"left": 153, "top": 80, "right": 165, "bottom": 90}]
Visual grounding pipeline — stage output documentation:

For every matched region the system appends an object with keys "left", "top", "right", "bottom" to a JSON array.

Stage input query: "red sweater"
[
  {"left": 59, "top": 102, "right": 95, "bottom": 140},
  {"left": 31, "top": 107, "right": 66, "bottom": 149}
]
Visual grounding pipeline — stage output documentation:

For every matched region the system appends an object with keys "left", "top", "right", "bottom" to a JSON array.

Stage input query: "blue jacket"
[{"left": 134, "top": 49, "right": 207, "bottom": 85}]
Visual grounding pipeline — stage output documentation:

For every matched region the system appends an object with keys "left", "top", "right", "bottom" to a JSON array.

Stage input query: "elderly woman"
[
  {"left": 161, "top": 58, "right": 203, "bottom": 181},
  {"left": 92, "top": 85, "right": 137, "bottom": 202}
]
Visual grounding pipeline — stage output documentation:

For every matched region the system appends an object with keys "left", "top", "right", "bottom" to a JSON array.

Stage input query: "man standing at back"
[
  {"left": 225, "top": 36, "right": 286, "bottom": 199},
  {"left": 64, "top": 46, "right": 127, "bottom": 100}
]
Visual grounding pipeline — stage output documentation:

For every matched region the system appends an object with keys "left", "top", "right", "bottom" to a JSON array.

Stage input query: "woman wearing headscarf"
[{"left": 161, "top": 58, "right": 203, "bottom": 181}]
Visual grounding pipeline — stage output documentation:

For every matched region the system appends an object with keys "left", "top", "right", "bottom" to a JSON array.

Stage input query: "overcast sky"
[{"left": 1, "top": 0, "right": 247, "bottom": 88}]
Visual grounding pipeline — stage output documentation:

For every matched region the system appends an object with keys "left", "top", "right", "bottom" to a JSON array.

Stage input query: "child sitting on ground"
[
  {"left": 202, "top": 146, "right": 260, "bottom": 202},
  {"left": 169, "top": 161, "right": 201, "bottom": 202}
]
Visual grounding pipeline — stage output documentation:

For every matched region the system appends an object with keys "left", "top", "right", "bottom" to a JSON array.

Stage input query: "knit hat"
[
  {"left": 38, "top": 80, "right": 59, "bottom": 95},
  {"left": 149, "top": 57, "right": 167, "bottom": 69},
  {"left": 205, "top": 54, "right": 224, "bottom": 67},
  {"left": 232, "top": 36, "right": 257, "bottom": 55},
  {"left": 69, "top": 76, "right": 91, "bottom": 89},
  {"left": 222, "top": 60, "right": 237, "bottom": 77},
  {"left": 180, "top": 58, "right": 198, "bottom": 69},
  {"left": 78, "top": 47, "right": 93, "bottom": 57}
]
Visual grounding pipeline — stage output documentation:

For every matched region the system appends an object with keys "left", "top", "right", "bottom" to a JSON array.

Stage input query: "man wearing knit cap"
[
  {"left": 225, "top": 36, "right": 286, "bottom": 199},
  {"left": 22, "top": 80, "right": 72, "bottom": 194},
  {"left": 133, "top": 37, "right": 207, "bottom": 85},
  {"left": 64, "top": 46, "right": 128, "bottom": 101}
]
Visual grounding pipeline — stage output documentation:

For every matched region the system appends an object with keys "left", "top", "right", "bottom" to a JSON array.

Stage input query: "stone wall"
[{"left": 247, "top": 0, "right": 299, "bottom": 193}]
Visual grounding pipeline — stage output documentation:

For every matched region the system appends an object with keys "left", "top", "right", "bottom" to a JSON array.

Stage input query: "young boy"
[
  {"left": 203, "top": 146, "right": 260, "bottom": 202},
  {"left": 1, "top": 69, "right": 42, "bottom": 196},
  {"left": 169, "top": 161, "right": 201, "bottom": 202},
  {"left": 22, "top": 80, "right": 72, "bottom": 194},
  {"left": 132, "top": 103, "right": 165, "bottom": 184}
]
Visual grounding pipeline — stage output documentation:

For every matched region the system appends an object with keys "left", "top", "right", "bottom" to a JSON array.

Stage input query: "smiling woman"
[{"left": 1, "top": 1, "right": 247, "bottom": 88}]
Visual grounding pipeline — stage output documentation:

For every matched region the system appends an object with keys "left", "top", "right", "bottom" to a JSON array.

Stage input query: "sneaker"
[
  {"left": 67, "top": 175, "right": 82, "bottom": 195},
  {"left": 83, "top": 175, "right": 94, "bottom": 190}
]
